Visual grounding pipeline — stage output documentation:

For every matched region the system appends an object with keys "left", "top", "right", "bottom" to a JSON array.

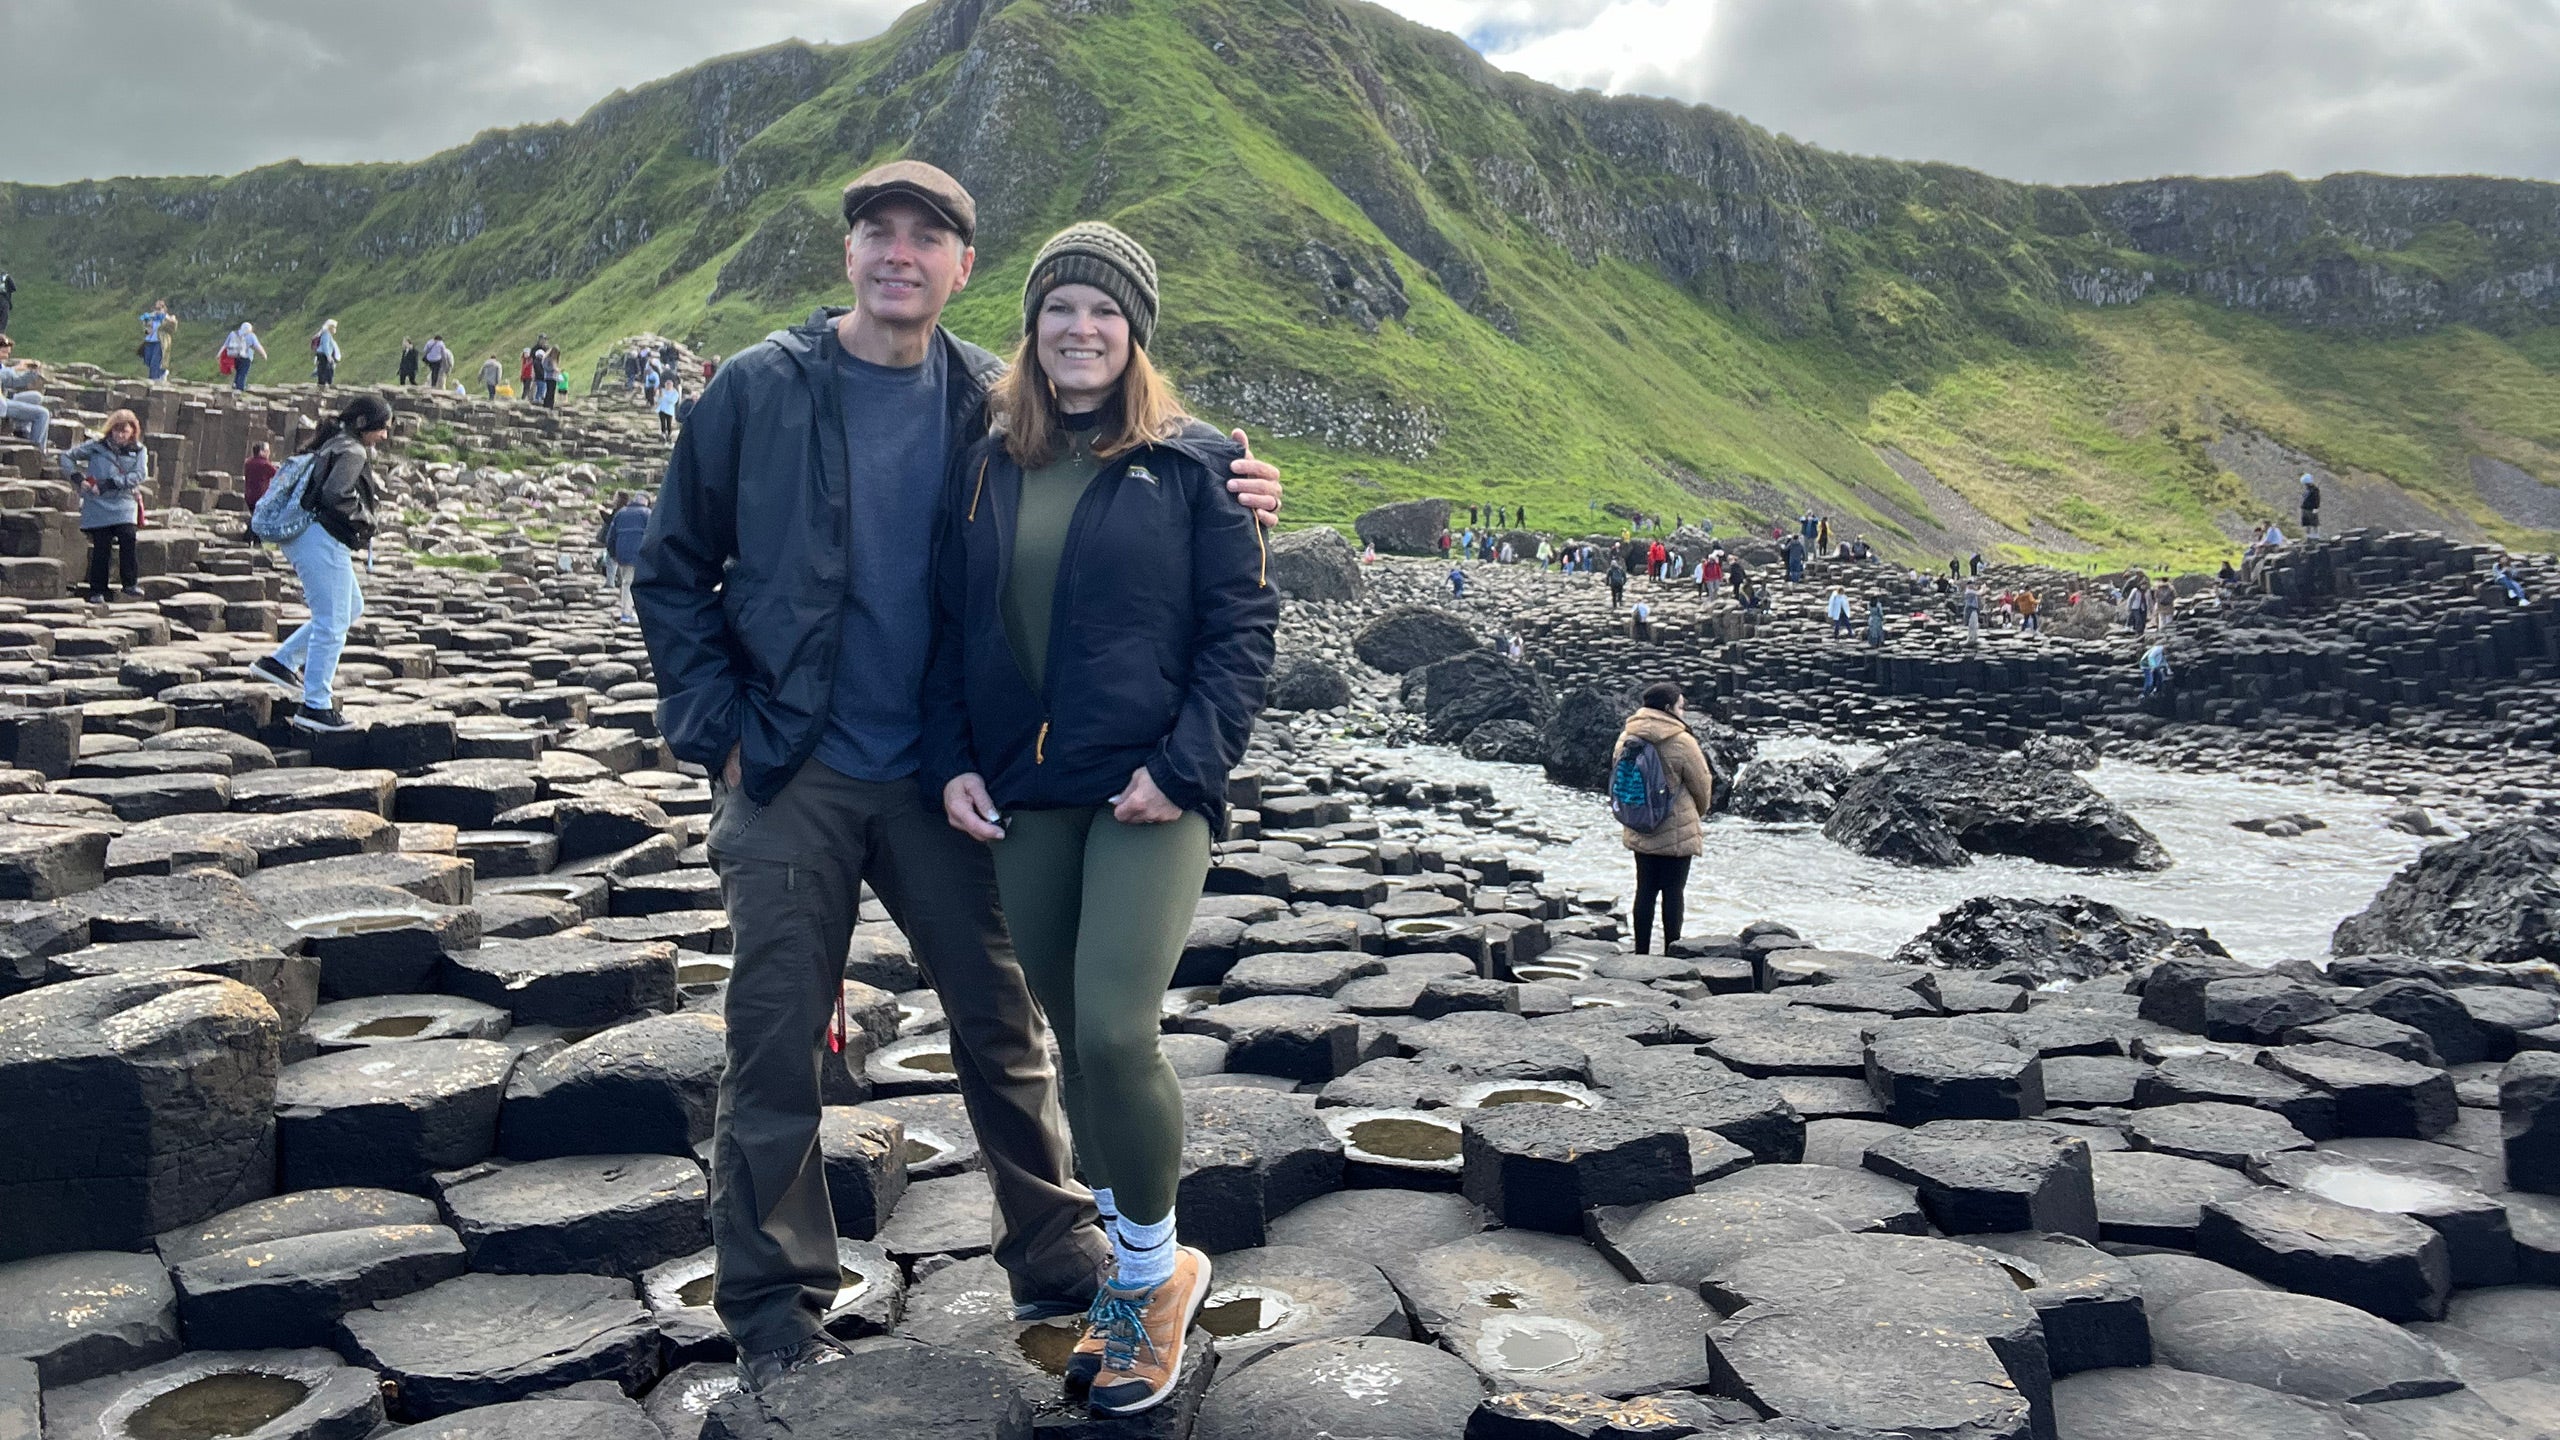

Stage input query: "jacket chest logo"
[{"left": 1127, "top": 465, "right": 1158, "bottom": 485}]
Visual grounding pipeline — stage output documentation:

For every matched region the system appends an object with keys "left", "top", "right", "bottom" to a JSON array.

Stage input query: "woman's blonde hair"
[
  {"left": 102, "top": 409, "right": 142, "bottom": 443},
  {"left": 989, "top": 333, "right": 1187, "bottom": 470}
]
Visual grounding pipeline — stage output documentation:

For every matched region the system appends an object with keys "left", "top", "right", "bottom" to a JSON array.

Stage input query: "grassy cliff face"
[{"left": 5, "top": 0, "right": 2557, "bottom": 568}]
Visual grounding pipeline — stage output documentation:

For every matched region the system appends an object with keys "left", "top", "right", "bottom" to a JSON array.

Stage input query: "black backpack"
[{"left": 1609, "top": 736, "right": 1675, "bottom": 832}]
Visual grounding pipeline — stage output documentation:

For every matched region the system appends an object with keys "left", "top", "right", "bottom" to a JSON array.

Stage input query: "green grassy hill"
[{"left": 6, "top": 0, "right": 2559, "bottom": 569}]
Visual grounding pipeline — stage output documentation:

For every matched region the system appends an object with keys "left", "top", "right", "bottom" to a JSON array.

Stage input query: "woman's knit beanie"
[{"left": 1022, "top": 222, "right": 1159, "bottom": 351}]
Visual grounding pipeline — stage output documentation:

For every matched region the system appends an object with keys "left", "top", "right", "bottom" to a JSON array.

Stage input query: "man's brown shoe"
[{"left": 1084, "top": 1247, "right": 1211, "bottom": 1416}]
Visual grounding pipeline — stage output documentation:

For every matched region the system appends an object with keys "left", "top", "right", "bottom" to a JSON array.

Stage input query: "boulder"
[
  {"left": 1824, "top": 740, "right": 2169, "bottom": 871},
  {"left": 1267, "top": 526, "right": 1364, "bottom": 601},
  {"left": 1353, "top": 498, "right": 1454, "bottom": 557},
  {"left": 1724, "top": 755, "right": 1850, "bottom": 824},
  {"left": 2332, "top": 819, "right": 2560, "bottom": 966},
  {"left": 1355, "top": 605, "right": 1479, "bottom": 674},
  {"left": 1410, "top": 652, "right": 1554, "bottom": 744},
  {"left": 0, "top": 971, "right": 280, "bottom": 1260},
  {"left": 1896, "top": 894, "right": 2227, "bottom": 986},
  {"left": 1267, "top": 657, "right": 1352, "bottom": 712},
  {"left": 1541, "top": 684, "right": 1749, "bottom": 796}
]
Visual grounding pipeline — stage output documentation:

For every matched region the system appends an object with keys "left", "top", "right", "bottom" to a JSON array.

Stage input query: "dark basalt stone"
[
  {"left": 2151, "top": 1286, "right": 2460, "bottom": 1403},
  {"left": 1862, "top": 1120, "right": 2098, "bottom": 1238},
  {"left": 2050, "top": 1364, "right": 2360, "bottom": 1440},
  {"left": 1381, "top": 1229, "right": 1714, "bottom": 1398},
  {"left": 1900, "top": 894, "right": 2224, "bottom": 986},
  {"left": 275, "top": 1039, "right": 514, "bottom": 1192},
  {"left": 337, "top": 1271, "right": 661, "bottom": 1420},
  {"left": 0, "top": 1248, "right": 180, "bottom": 1386},
  {"left": 1195, "top": 1335, "right": 1483, "bottom": 1440},
  {"left": 434, "top": 1153, "right": 710, "bottom": 1280},
  {"left": 1190, "top": 1243, "right": 1412, "bottom": 1363},
  {"left": 170, "top": 1222, "right": 468, "bottom": 1351},
  {"left": 499, "top": 1011, "right": 724, "bottom": 1160},
  {"left": 2090, "top": 1149, "right": 2263, "bottom": 1247},
  {"left": 1459, "top": 1106, "right": 1690, "bottom": 1233},
  {"left": 1588, "top": 1164, "right": 1926, "bottom": 1292},
  {"left": 2198, "top": 1188, "right": 2452, "bottom": 1321},
  {"left": 35, "top": 1347, "right": 384, "bottom": 1440}
]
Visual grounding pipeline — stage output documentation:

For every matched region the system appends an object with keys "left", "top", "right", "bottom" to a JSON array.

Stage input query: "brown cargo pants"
[{"left": 705, "top": 758, "right": 1107, "bottom": 1354}]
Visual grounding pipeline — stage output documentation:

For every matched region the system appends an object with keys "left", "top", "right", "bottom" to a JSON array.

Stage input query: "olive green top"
[{"left": 1002, "top": 424, "right": 1103, "bottom": 696}]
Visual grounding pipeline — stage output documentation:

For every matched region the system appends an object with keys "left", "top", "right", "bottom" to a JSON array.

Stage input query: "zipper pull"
[
  {"left": 828, "top": 982, "right": 849, "bottom": 1055},
  {"left": 1035, "top": 720, "right": 1050, "bottom": 765}
]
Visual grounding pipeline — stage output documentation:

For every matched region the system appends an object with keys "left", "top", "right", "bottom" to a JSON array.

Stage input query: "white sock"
[
  {"left": 1091, "top": 1186, "right": 1121, "bottom": 1245},
  {"left": 1113, "top": 1211, "right": 1178, "bottom": 1291}
]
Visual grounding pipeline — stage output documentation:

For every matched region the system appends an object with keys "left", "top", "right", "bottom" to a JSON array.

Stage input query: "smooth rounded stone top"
[
  {"left": 2116, "top": 1252, "right": 2277, "bottom": 1311},
  {"left": 1799, "top": 1117, "right": 1908, "bottom": 1170},
  {"left": 303, "top": 993, "right": 513, "bottom": 1050},
  {"left": 1587, "top": 1163, "right": 1925, "bottom": 1291},
  {"left": 156, "top": 1187, "right": 445, "bottom": 1266},
  {"left": 2198, "top": 1188, "right": 2452, "bottom": 1322},
  {"left": 2129, "top": 1101, "right": 2315, "bottom": 1168},
  {"left": 2439, "top": 1286, "right": 2560, "bottom": 1371},
  {"left": 144, "top": 726, "right": 278, "bottom": 769},
  {"left": 1193, "top": 1335, "right": 1485, "bottom": 1440},
  {"left": 1191, "top": 1244, "right": 1410, "bottom": 1361},
  {"left": 0, "top": 1249, "right": 179, "bottom": 1386},
  {"left": 1265, "top": 1189, "right": 1486, "bottom": 1267},
  {"left": 36, "top": 1346, "right": 385, "bottom": 1440},
  {"left": 1377, "top": 1228, "right": 1713, "bottom": 1398},
  {"left": 1704, "top": 1303, "right": 2032, "bottom": 1440},
  {"left": 2318, "top": 1135, "right": 2505, "bottom": 1193},
  {"left": 434, "top": 1153, "right": 710, "bottom": 1280},
  {"left": 2093, "top": 1148, "right": 2265, "bottom": 1245},
  {"left": 402, "top": 1396, "right": 656, "bottom": 1439},
  {"left": 2051, "top": 1363, "right": 2360, "bottom": 1440},
  {"left": 2151, "top": 1287, "right": 2460, "bottom": 1403},
  {"left": 338, "top": 1271, "right": 660, "bottom": 1420},
  {"left": 1700, "top": 1231, "right": 2038, "bottom": 1335},
  {"left": 2252, "top": 1148, "right": 2498, "bottom": 1223}
]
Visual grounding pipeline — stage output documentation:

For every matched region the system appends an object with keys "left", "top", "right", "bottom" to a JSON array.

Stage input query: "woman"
[
  {"left": 224, "top": 322, "right": 267, "bottom": 390},
  {"left": 243, "top": 441, "right": 277, "bottom": 544},
  {"left": 312, "top": 319, "right": 342, "bottom": 387},
  {"left": 250, "top": 395, "right": 390, "bottom": 734},
  {"left": 62, "top": 409, "right": 150, "bottom": 603},
  {"left": 924, "top": 222, "right": 1276, "bottom": 1417},
  {"left": 1613, "top": 682, "right": 1714, "bottom": 955}
]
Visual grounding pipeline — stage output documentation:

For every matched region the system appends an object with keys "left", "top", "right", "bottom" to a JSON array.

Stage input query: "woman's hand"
[
  {"left": 1112, "top": 765, "right": 1182, "bottom": 825},
  {"left": 944, "top": 773, "right": 1007, "bottom": 842},
  {"left": 1224, "top": 430, "right": 1283, "bottom": 530}
]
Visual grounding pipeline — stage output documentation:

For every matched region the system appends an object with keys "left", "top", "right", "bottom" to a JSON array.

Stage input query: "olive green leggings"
[{"left": 989, "top": 805, "right": 1211, "bottom": 1226}]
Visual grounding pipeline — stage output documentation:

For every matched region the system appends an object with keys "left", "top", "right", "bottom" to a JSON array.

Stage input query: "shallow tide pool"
[{"left": 1384, "top": 735, "right": 2434, "bottom": 964}]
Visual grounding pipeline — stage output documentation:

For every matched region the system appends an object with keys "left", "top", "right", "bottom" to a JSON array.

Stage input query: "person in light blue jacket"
[
  {"left": 61, "top": 408, "right": 149, "bottom": 603},
  {"left": 312, "top": 319, "right": 342, "bottom": 387}
]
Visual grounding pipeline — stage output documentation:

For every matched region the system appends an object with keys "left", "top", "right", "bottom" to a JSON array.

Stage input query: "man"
[
  {"left": 140, "top": 301, "right": 176, "bottom": 381},
  {"left": 2299, "top": 473, "right": 2322, "bottom": 538},
  {"left": 479, "top": 355, "right": 503, "bottom": 400},
  {"left": 1826, "top": 587, "right": 1852, "bottom": 637},
  {"left": 1606, "top": 557, "right": 1627, "bottom": 609},
  {"left": 424, "top": 336, "right": 452, "bottom": 390},
  {"left": 635, "top": 161, "right": 1281, "bottom": 1395},
  {"left": 397, "top": 339, "right": 420, "bottom": 387}
]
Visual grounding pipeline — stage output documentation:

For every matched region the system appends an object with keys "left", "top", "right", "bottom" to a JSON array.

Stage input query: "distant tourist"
[
  {"left": 1632, "top": 598, "right": 1652, "bottom": 639},
  {"left": 518, "top": 348, "right": 535, "bottom": 399},
  {"left": 423, "top": 336, "right": 453, "bottom": 390},
  {"left": 139, "top": 301, "right": 176, "bottom": 381},
  {"left": 2016, "top": 587, "right": 2040, "bottom": 634},
  {"left": 2491, "top": 558, "right": 2529, "bottom": 607},
  {"left": 1606, "top": 558, "right": 1626, "bottom": 608},
  {"left": 62, "top": 408, "right": 151, "bottom": 604},
  {"left": 1961, "top": 581, "right": 1984, "bottom": 639},
  {"left": 1450, "top": 563, "right": 1468, "bottom": 597},
  {"left": 0, "top": 336, "right": 51, "bottom": 461},
  {"left": 223, "top": 323, "right": 267, "bottom": 390},
  {"left": 1826, "top": 587, "right": 1852, "bottom": 636},
  {"left": 0, "top": 272, "right": 14, "bottom": 336},
  {"left": 2299, "top": 473, "right": 2321, "bottom": 538},
  {"left": 655, "top": 382, "right": 681, "bottom": 441},
  {"left": 1866, "top": 597, "right": 1887, "bottom": 646},
  {"left": 397, "top": 338, "right": 420, "bottom": 386},
  {"left": 252, "top": 394, "right": 392, "bottom": 734},
  {"left": 311, "top": 319, "right": 342, "bottom": 387},
  {"left": 479, "top": 355, "right": 502, "bottom": 399},
  {"left": 602, "top": 491, "right": 650, "bottom": 622},
  {"left": 242, "top": 441, "right": 277, "bottom": 514},
  {"left": 2141, "top": 641, "right": 2173, "bottom": 698},
  {"left": 1610, "top": 681, "right": 1713, "bottom": 955}
]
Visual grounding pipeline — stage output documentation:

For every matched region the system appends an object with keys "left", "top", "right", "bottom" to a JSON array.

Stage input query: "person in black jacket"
[
  {"left": 923, "top": 223, "right": 1275, "bottom": 1416},
  {"left": 250, "top": 394, "right": 389, "bottom": 733},
  {"left": 631, "top": 162, "right": 1282, "bottom": 1398}
]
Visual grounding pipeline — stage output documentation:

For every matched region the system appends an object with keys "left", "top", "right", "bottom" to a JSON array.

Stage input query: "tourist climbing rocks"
[
  {"left": 927, "top": 221, "right": 1276, "bottom": 1416},
  {"left": 1632, "top": 598, "right": 1652, "bottom": 640},
  {"left": 1449, "top": 563, "right": 1468, "bottom": 598},
  {"left": 655, "top": 382, "right": 681, "bottom": 441},
  {"left": 633, "top": 161, "right": 1282, "bottom": 1402},
  {"left": 222, "top": 322, "right": 266, "bottom": 390},
  {"left": 2492, "top": 558, "right": 2529, "bottom": 606},
  {"left": 1826, "top": 587, "right": 1852, "bottom": 637},
  {"left": 62, "top": 408, "right": 150, "bottom": 603},
  {"left": 310, "top": 319, "right": 341, "bottom": 387},
  {"left": 1962, "top": 581, "right": 1984, "bottom": 639},
  {"left": 1606, "top": 558, "right": 1627, "bottom": 608},
  {"left": 397, "top": 338, "right": 420, "bottom": 386},
  {"left": 2300, "top": 473, "right": 2322, "bottom": 537},
  {"left": 2142, "top": 640, "right": 2174, "bottom": 698},
  {"left": 479, "top": 355, "right": 502, "bottom": 399},
  {"left": 1611, "top": 682, "right": 1713, "bottom": 955},
  {"left": 139, "top": 301, "right": 175, "bottom": 381},
  {"left": 2016, "top": 587, "right": 2040, "bottom": 634},
  {"left": 253, "top": 394, "right": 391, "bottom": 734},
  {"left": 1784, "top": 532, "right": 1805, "bottom": 582},
  {"left": 424, "top": 336, "right": 452, "bottom": 390}
]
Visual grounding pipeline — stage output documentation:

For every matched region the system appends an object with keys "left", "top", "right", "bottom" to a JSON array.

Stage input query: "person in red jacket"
[
  {"left": 242, "top": 442, "right": 277, "bottom": 509},
  {"left": 1648, "top": 539, "right": 1668, "bottom": 579}
]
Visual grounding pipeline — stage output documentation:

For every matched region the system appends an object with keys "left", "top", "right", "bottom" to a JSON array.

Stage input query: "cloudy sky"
[{"left": 10, "top": 0, "right": 2556, "bottom": 187}]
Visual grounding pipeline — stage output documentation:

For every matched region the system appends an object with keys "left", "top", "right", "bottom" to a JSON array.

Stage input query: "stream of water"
[{"left": 1378, "top": 735, "right": 2433, "bottom": 965}]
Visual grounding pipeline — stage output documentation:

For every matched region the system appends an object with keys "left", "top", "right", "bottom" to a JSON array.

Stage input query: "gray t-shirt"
[{"left": 812, "top": 338, "right": 950, "bottom": 783}]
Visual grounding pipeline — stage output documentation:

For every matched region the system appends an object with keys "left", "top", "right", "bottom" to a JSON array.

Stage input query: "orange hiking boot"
[{"left": 1084, "top": 1246, "right": 1211, "bottom": 1416}]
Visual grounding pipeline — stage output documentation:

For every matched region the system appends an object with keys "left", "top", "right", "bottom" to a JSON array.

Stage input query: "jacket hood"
[
  {"left": 778, "top": 308, "right": 1005, "bottom": 387},
  {"left": 1622, "top": 707, "right": 1691, "bottom": 743}
]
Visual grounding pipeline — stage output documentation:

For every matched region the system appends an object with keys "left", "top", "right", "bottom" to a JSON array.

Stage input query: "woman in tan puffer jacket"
[{"left": 1614, "top": 682, "right": 1715, "bottom": 953}]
